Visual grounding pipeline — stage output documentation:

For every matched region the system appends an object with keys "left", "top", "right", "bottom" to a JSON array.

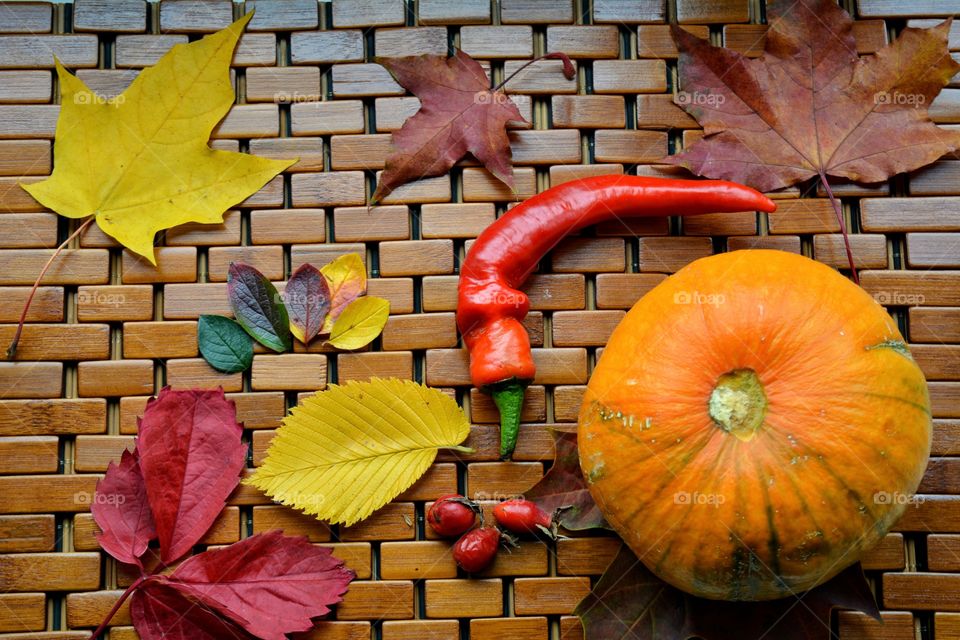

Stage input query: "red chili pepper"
[{"left": 456, "top": 175, "right": 776, "bottom": 459}]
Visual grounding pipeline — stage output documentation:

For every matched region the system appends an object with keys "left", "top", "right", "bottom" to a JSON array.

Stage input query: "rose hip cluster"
[{"left": 426, "top": 495, "right": 553, "bottom": 572}]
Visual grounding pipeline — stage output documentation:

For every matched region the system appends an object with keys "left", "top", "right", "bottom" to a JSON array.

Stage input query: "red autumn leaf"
[
  {"left": 130, "top": 580, "right": 254, "bottom": 640},
  {"left": 137, "top": 387, "right": 247, "bottom": 564},
  {"left": 575, "top": 544, "right": 879, "bottom": 640},
  {"left": 525, "top": 430, "right": 607, "bottom": 531},
  {"left": 664, "top": 0, "right": 960, "bottom": 193},
  {"left": 165, "top": 531, "right": 355, "bottom": 640},
  {"left": 284, "top": 263, "right": 330, "bottom": 344},
  {"left": 372, "top": 49, "right": 530, "bottom": 202},
  {"left": 91, "top": 448, "right": 156, "bottom": 566}
]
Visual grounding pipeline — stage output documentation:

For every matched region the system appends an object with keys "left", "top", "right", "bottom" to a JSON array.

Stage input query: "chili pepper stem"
[
  {"left": 6, "top": 216, "right": 95, "bottom": 359},
  {"left": 492, "top": 380, "right": 527, "bottom": 459}
]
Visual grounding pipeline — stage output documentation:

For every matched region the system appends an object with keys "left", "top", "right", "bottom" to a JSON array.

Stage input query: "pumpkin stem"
[{"left": 708, "top": 369, "right": 768, "bottom": 441}]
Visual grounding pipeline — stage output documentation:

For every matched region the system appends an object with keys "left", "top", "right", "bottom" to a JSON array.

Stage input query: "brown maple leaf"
[
  {"left": 372, "top": 50, "right": 571, "bottom": 202},
  {"left": 665, "top": 0, "right": 960, "bottom": 193}
]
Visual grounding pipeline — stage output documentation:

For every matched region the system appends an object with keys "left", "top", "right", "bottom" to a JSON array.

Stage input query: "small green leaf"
[
  {"left": 227, "top": 262, "right": 292, "bottom": 352},
  {"left": 328, "top": 296, "right": 390, "bottom": 350},
  {"left": 198, "top": 315, "right": 253, "bottom": 373}
]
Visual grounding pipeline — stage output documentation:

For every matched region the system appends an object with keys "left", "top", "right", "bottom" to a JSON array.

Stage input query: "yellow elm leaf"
[
  {"left": 21, "top": 14, "right": 293, "bottom": 265},
  {"left": 246, "top": 378, "right": 472, "bottom": 526},
  {"left": 328, "top": 296, "right": 390, "bottom": 350},
  {"left": 319, "top": 253, "right": 366, "bottom": 333}
]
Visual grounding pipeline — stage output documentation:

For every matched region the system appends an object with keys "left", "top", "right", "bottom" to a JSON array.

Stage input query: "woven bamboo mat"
[{"left": 0, "top": 0, "right": 958, "bottom": 638}]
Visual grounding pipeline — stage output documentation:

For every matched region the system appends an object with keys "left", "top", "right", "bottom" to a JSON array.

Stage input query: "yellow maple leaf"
[
  {"left": 247, "top": 378, "right": 472, "bottom": 526},
  {"left": 22, "top": 14, "right": 293, "bottom": 264}
]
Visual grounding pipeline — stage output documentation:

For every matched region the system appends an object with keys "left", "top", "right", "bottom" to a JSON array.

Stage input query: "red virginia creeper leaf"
[
  {"left": 137, "top": 387, "right": 247, "bottom": 564},
  {"left": 664, "top": 0, "right": 960, "bottom": 192},
  {"left": 525, "top": 430, "right": 607, "bottom": 531},
  {"left": 130, "top": 580, "right": 254, "bottom": 640},
  {"left": 372, "top": 49, "right": 530, "bottom": 202},
  {"left": 91, "top": 448, "right": 156, "bottom": 566},
  {"left": 166, "top": 531, "right": 355, "bottom": 640},
  {"left": 575, "top": 544, "right": 879, "bottom": 640},
  {"left": 284, "top": 263, "right": 330, "bottom": 344}
]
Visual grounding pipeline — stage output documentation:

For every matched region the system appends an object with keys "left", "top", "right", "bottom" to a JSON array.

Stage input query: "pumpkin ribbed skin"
[{"left": 578, "top": 250, "right": 931, "bottom": 601}]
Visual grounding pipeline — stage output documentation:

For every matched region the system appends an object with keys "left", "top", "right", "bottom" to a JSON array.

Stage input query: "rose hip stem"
[{"left": 456, "top": 175, "right": 777, "bottom": 459}]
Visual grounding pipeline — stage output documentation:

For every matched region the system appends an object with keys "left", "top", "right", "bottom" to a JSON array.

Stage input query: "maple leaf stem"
[
  {"left": 6, "top": 216, "right": 95, "bottom": 360},
  {"left": 87, "top": 574, "right": 147, "bottom": 640},
  {"left": 817, "top": 170, "right": 859, "bottom": 285},
  {"left": 492, "top": 51, "right": 575, "bottom": 94}
]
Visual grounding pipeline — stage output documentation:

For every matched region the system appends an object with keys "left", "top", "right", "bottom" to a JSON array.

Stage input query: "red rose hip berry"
[
  {"left": 426, "top": 494, "right": 479, "bottom": 538},
  {"left": 492, "top": 499, "right": 552, "bottom": 535},
  {"left": 452, "top": 527, "right": 501, "bottom": 572}
]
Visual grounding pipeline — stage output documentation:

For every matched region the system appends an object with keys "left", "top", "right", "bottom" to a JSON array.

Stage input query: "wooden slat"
[
  {"left": 382, "top": 620, "right": 459, "bottom": 640},
  {"left": 291, "top": 30, "right": 364, "bottom": 64},
  {"left": 166, "top": 357, "right": 241, "bottom": 392},
  {"left": 0, "top": 3, "right": 52, "bottom": 33},
  {"left": 857, "top": 1, "right": 960, "bottom": 18},
  {"left": 332, "top": 0, "right": 405, "bottom": 28},
  {"left": 376, "top": 26, "right": 448, "bottom": 57},
  {"left": 0, "top": 362, "right": 62, "bottom": 399},
  {"left": 0, "top": 553, "right": 100, "bottom": 591},
  {"left": 244, "top": 0, "right": 318, "bottom": 31},
  {"left": 158, "top": 0, "right": 233, "bottom": 33},
  {"left": 77, "top": 285, "right": 153, "bottom": 322},
  {"left": 883, "top": 572, "right": 960, "bottom": 610},
  {"left": 251, "top": 354, "right": 327, "bottom": 391},
  {"left": 0, "top": 474, "right": 98, "bottom": 513},
  {"left": 513, "top": 577, "right": 591, "bottom": 615},
  {"left": 862, "top": 197, "right": 960, "bottom": 231},
  {"left": 0, "top": 35, "right": 98, "bottom": 69},
  {"left": 0, "top": 324, "right": 108, "bottom": 360},
  {"left": 246, "top": 67, "right": 321, "bottom": 103},
  {"left": 0, "top": 399, "right": 105, "bottom": 436},
  {"left": 425, "top": 579, "right": 502, "bottom": 618},
  {"left": 115, "top": 34, "right": 185, "bottom": 67},
  {"left": 0, "top": 249, "right": 108, "bottom": 285},
  {"left": 837, "top": 611, "right": 915, "bottom": 640},
  {"left": 471, "top": 617, "right": 548, "bottom": 640},
  {"left": 419, "top": 0, "right": 489, "bottom": 24},
  {"left": 460, "top": 26, "right": 533, "bottom": 59},
  {"left": 910, "top": 307, "right": 960, "bottom": 343},
  {"left": 73, "top": 435, "right": 134, "bottom": 473},
  {"left": 637, "top": 25, "right": 709, "bottom": 59},
  {"left": 0, "top": 593, "right": 44, "bottom": 632},
  {"left": 121, "top": 247, "right": 196, "bottom": 284},
  {"left": 291, "top": 171, "right": 366, "bottom": 207},
  {"left": 250, "top": 208, "right": 326, "bottom": 244},
  {"left": 0, "top": 436, "right": 58, "bottom": 474},
  {"left": 77, "top": 360, "right": 153, "bottom": 397},
  {"left": 74, "top": 0, "right": 145, "bottom": 32},
  {"left": 907, "top": 233, "right": 960, "bottom": 267},
  {"left": 593, "top": 60, "right": 667, "bottom": 94},
  {"left": 207, "top": 245, "right": 283, "bottom": 281},
  {"left": 678, "top": 0, "right": 748, "bottom": 23},
  {"left": 337, "top": 581, "right": 414, "bottom": 620},
  {"left": 0, "top": 515, "right": 55, "bottom": 552}
]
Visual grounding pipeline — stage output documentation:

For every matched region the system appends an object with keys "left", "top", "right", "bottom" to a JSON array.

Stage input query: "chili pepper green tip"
[{"left": 492, "top": 380, "right": 526, "bottom": 459}]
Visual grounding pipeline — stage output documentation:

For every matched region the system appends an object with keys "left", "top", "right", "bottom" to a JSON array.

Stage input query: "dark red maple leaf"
[
  {"left": 165, "top": 531, "right": 355, "bottom": 640},
  {"left": 525, "top": 430, "right": 607, "bottom": 531},
  {"left": 575, "top": 544, "right": 879, "bottom": 640},
  {"left": 373, "top": 49, "right": 573, "bottom": 202},
  {"left": 91, "top": 448, "right": 156, "bottom": 566},
  {"left": 137, "top": 387, "right": 247, "bottom": 564}
]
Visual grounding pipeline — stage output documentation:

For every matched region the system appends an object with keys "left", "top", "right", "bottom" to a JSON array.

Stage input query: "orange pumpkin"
[{"left": 578, "top": 250, "right": 931, "bottom": 601}]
